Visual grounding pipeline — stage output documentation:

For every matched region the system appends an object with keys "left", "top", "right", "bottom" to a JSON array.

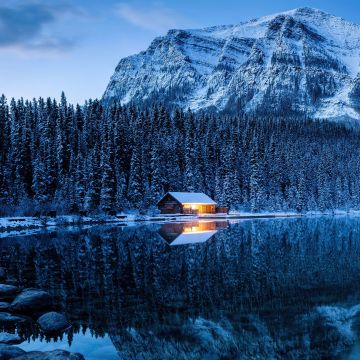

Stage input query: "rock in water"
[
  {"left": 0, "top": 344, "right": 25, "bottom": 359},
  {"left": 5, "top": 280, "right": 18, "bottom": 287},
  {"left": 9, "top": 289, "right": 52, "bottom": 314},
  {"left": 37, "top": 312, "right": 71, "bottom": 333},
  {"left": 0, "top": 285, "right": 18, "bottom": 301},
  {"left": 0, "top": 313, "right": 28, "bottom": 325},
  {"left": 0, "top": 333, "right": 23, "bottom": 345},
  {"left": 10, "top": 349, "right": 85, "bottom": 359},
  {"left": 0, "top": 303, "right": 9, "bottom": 311}
]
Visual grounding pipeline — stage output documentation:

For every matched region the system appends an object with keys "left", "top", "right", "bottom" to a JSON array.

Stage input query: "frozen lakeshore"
[
  {"left": 2, "top": 210, "right": 360, "bottom": 238},
  {"left": 0, "top": 212, "right": 302, "bottom": 237}
]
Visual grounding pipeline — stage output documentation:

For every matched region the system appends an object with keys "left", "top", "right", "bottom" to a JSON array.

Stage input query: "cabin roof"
[
  {"left": 170, "top": 231, "right": 217, "bottom": 246},
  {"left": 159, "top": 192, "right": 217, "bottom": 205}
]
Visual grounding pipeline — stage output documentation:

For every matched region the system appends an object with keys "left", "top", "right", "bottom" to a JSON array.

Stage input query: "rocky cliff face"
[{"left": 103, "top": 8, "right": 360, "bottom": 120}]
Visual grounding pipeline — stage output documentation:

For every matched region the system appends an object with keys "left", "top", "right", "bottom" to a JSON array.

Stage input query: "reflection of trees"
[{"left": 1, "top": 219, "right": 360, "bottom": 358}]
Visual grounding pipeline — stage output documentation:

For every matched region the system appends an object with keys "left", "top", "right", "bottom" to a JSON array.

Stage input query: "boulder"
[
  {"left": 9, "top": 289, "right": 52, "bottom": 314},
  {"left": 11, "top": 349, "right": 84, "bottom": 359},
  {"left": 0, "top": 333, "right": 23, "bottom": 345},
  {"left": 0, "top": 269, "right": 6, "bottom": 282},
  {"left": 0, "top": 286, "right": 19, "bottom": 301},
  {"left": 0, "top": 303, "right": 9, "bottom": 311},
  {"left": 0, "top": 313, "right": 28, "bottom": 325},
  {"left": 37, "top": 312, "right": 71, "bottom": 334},
  {"left": 0, "top": 344, "right": 25, "bottom": 359}
]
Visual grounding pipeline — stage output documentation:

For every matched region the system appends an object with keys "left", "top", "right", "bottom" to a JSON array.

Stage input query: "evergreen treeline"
[{"left": 1, "top": 92, "right": 360, "bottom": 215}]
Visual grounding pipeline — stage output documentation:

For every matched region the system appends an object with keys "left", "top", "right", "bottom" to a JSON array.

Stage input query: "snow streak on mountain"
[{"left": 103, "top": 8, "right": 360, "bottom": 120}]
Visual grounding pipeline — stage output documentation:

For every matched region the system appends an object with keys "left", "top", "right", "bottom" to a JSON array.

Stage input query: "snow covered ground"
[
  {"left": 1, "top": 210, "right": 360, "bottom": 238},
  {"left": 0, "top": 214, "right": 196, "bottom": 238}
]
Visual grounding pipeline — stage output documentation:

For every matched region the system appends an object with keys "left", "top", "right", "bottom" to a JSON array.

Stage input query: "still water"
[{"left": 2, "top": 217, "right": 360, "bottom": 359}]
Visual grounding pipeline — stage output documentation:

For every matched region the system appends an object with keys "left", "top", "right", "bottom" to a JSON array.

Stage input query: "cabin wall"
[
  {"left": 199, "top": 205, "right": 216, "bottom": 214},
  {"left": 158, "top": 195, "right": 182, "bottom": 214}
]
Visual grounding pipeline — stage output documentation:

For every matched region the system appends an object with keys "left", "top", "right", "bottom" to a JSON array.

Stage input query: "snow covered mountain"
[{"left": 103, "top": 8, "right": 360, "bottom": 120}]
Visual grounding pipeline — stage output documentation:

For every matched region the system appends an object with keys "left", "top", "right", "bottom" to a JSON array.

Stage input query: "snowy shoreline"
[{"left": 1, "top": 210, "right": 360, "bottom": 238}]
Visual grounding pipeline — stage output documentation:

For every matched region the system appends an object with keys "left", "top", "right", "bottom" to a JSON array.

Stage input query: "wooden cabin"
[{"left": 157, "top": 192, "right": 217, "bottom": 214}]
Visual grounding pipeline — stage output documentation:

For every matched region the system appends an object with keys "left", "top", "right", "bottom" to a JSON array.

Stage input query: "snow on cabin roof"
[
  {"left": 166, "top": 192, "right": 217, "bottom": 205},
  {"left": 170, "top": 231, "right": 217, "bottom": 246}
]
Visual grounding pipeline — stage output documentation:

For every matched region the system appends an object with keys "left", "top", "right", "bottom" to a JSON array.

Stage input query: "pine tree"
[
  {"left": 128, "top": 146, "right": 143, "bottom": 209},
  {"left": 149, "top": 134, "right": 164, "bottom": 205},
  {"left": 84, "top": 147, "right": 101, "bottom": 211},
  {"left": 100, "top": 136, "right": 115, "bottom": 213},
  {"left": 249, "top": 141, "right": 264, "bottom": 212}
]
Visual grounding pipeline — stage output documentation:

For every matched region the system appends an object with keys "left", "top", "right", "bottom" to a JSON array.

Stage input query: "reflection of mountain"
[
  {"left": 108, "top": 315, "right": 278, "bottom": 360},
  {"left": 2, "top": 218, "right": 360, "bottom": 358},
  {"left": 158, "top": 221, "right": 228, "bottom": 245}
]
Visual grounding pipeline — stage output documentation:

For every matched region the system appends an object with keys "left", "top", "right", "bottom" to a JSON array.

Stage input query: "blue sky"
[{"left": 2, "top": 0, "right": 360, "bottom": 104}]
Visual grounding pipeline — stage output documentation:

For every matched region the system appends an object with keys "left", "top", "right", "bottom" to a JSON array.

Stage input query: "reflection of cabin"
[
  {"left": 157, "top": 192, "right": 217, "bottom": 214},
  {"left": 159, "top": 221, "right": 228, "bottom": 246}
]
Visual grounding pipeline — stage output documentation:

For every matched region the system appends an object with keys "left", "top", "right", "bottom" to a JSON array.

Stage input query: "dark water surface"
[{"left": 2, "top": 217, "right": 360, "bottom": 359}]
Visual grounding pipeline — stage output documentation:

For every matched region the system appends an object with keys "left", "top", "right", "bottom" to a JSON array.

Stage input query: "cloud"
[
  {"left": 0, "top": 2, "right": 80, "bottom": 53},
  {"left": 116, "top": 3, "right": 186, "bottom": 32}
]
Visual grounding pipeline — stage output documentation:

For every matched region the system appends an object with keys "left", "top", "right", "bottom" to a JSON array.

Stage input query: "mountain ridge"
[{"left": 103, "top": 8, "right": 360, "bottom": 120}]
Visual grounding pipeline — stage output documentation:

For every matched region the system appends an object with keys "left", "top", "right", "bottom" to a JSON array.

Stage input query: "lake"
[{"left": 2, "top": 217, "right": 360, "bottom": 359}]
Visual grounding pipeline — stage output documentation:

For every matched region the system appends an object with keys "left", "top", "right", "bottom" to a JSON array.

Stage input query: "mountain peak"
[
  {"left": 259, "top": 7, "right": 340, "bottom": 21},
  {"left": 285, "top": 7, "right": 329, "bottom": 15},
  {"left": 104, "top": 9, "right": 360, "bottom": 121}
]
